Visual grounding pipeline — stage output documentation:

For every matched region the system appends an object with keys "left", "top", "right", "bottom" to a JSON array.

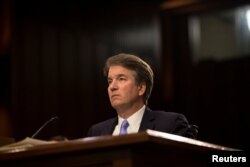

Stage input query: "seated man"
[{"left": 88, "top": 53, "right": 195, "bottom": 139}]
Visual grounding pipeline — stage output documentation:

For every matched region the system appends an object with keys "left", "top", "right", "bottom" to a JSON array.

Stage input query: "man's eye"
[
  {"left": 118, "top": 77, "right": 127, "bottom": 81},
  {"left": 107, "top": 80, "right": 112, "bottom": 85}
]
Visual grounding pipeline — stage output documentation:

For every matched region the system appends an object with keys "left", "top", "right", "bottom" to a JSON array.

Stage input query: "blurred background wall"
[{"left": 0, "top": 0, "right": 249, "bottom": 150}]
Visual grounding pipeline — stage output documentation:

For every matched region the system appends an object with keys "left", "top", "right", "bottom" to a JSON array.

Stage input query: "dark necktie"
[{"left": 119, "top": 120, "right": 129, "bottom": 135}]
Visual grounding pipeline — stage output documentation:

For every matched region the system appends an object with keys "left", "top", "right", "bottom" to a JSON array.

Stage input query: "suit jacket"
[{"left": 87, "top": 107, "right": 195, "bottom": 139}]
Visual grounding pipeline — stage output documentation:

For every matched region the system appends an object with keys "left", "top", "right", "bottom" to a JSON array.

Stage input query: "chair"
[{"left": 189, "top": 124, "right": 199, "bottom": 139}]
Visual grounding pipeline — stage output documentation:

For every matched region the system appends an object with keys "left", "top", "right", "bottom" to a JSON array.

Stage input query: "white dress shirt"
[{"left": 112, "top": 105, "right": 146, "bottom": 136}]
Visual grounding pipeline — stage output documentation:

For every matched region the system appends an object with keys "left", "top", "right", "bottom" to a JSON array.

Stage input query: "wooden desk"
[{"left": 0, "top": 130, "right": 239, "bottom": 167}]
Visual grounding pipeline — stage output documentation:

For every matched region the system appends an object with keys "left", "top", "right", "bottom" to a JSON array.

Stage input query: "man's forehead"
[{"left": 108, "top": 66, "right": 135, "bottom": 77}]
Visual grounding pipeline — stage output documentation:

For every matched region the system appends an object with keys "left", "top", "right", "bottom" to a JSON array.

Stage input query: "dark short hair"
[{"left": 104, "top": 53, "right": 154, "bottom": 105}]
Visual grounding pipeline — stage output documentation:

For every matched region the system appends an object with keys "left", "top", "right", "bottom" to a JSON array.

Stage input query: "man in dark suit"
[{"left": 88, "top": 53, "right": 195, "bottom": 139}]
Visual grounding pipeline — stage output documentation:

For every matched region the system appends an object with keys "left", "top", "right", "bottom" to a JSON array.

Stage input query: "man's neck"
[{"left": 116, "top": 103, "right": 145, "bottom": 119}]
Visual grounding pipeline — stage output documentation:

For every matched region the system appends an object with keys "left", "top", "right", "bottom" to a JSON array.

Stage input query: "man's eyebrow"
[
  {"left": 108, "top": 74, "right": 127, "bottom": 79},
  {"left": 117, "top": 74, "right": 126, "bottom": 77},
  {"left": 107, "top": 74, "right": 127, "bottom": 82}
]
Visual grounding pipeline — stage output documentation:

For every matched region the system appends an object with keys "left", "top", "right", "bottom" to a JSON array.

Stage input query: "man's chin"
[
  {"left": 111, "top": 102, "right": 124, "bottom": 110},
  {"left": 111, "top": 103, "right": 121, "bottom": 108}
]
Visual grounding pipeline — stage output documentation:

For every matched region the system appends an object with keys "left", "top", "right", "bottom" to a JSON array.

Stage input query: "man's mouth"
[{"left": 111, "top": 94, "right": 119, "bottom": 98}]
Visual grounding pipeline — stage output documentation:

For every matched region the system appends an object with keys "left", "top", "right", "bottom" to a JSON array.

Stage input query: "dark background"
[{"left": 0, "top": 0, "right": 249, "bottom": 151}]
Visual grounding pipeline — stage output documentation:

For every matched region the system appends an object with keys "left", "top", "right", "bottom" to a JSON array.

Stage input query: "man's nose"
[{"left": 109, "top": 80, "right": 118, "bottom": 91}]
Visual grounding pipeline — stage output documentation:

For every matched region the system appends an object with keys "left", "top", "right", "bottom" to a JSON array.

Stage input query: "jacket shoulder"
[{"left": 87, "top": 117, "right": 117, "bottom": 137}]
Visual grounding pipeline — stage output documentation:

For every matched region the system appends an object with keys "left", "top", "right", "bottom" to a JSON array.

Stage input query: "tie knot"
[
  {"left": 121, "top": 119, "right": 129, "bottom": 128},
  {"left": 120, "top": 120, "right": 129, "bottom": 135}
]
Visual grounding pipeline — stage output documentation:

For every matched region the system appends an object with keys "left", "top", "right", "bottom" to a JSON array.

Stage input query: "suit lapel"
[
  {"left": 139, "top": 107, "right": 155, "bottom": 132},
  {"left": 102, "top": 117, "right": 118, "bottom": 135}
]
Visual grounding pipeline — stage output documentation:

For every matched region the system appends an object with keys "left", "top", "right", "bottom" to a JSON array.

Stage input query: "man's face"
[{"left": 107, "top": 65, "right": 145, "bottom": 111}]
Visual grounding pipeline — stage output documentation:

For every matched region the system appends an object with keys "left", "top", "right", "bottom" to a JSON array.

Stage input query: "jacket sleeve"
[{"left": 172, "top": 113, "right": 196, "bottom": 139}]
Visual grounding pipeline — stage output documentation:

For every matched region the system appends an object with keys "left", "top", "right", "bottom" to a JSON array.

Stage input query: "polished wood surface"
[{"left": 0, "top": 130, "right": 239, "bottom": 167}]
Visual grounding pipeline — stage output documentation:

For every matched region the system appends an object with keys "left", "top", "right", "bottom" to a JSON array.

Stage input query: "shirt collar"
[{"left": 118, "top": 105, "right": 146, "bottom": 126}]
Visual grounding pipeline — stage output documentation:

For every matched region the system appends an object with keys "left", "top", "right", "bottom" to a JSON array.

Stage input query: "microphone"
[{"left": 31, "top": 116, "right": 59, "bottom": 138}]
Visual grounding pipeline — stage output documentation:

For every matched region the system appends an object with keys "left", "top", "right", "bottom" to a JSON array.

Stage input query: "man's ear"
[{"left": 138, "top": 83, "right": 146, "bottom": 96}]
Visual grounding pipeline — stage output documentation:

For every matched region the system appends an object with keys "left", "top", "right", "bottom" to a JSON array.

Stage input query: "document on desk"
[{"left": 0, "top": 137, "right": 54, "bottom": 153}]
